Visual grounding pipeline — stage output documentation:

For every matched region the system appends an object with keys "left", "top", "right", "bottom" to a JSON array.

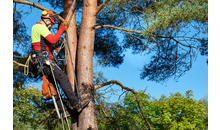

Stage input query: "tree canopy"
[
  {"left": 13, "top": 0, "right": 208, "bottom": 129},
  {"left": 96, "top": 89, "right": 208, "bottom": 130},
  {"left": 13, "top": 84, "right": 208, "bottom": 129},
  {"left": 13, "top": 0, "right": 208, "bottom": 84}
]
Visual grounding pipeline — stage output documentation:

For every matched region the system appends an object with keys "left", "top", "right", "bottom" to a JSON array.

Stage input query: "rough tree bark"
[
  {"left": 63, "top": 0, "right": 79, "bottom": 129},
  {"left": 76, "top": 0, "right": 98, "bottom": 129},
  {"left": 13, "top": 0, "right": 111, "bottom": 129},
  {"left": 63, "top": 0, "right": 77, "bottom": 92}
]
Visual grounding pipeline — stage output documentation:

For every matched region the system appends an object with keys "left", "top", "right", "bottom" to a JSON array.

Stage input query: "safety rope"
[
  {"left": 49, "top": 62, "right": 71, "bottom": 130},
  {"left": 24, "top": 55, "right": 31, "bottom": 75},
  {"left": 60, "top": 113, "right": 65, "bottom": 130},
  {"left": 64, "top": 33, "right": 82, "bottom": 110},
  {"left": 57, "top": 0, "right": 82, "bottom": 110}
]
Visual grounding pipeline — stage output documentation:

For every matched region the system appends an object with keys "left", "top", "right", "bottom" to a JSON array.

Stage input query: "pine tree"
[{"left": 13, "top": 0, "right": 208, "bottom": 129}]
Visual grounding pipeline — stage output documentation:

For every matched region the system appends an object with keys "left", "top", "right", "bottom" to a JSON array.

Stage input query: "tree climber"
[{"left": 31, "top": 10, "right": 91, "bottom": 118}]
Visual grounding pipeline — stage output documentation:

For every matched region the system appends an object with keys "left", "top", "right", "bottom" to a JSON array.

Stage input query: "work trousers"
[{"left": 42, "top": 62, "right": 78, "bottom": 113}]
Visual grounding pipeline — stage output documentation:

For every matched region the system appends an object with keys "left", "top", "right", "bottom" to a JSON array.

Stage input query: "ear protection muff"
[{"left": 41, "top": 10, "right": 56, "bottom": 25}]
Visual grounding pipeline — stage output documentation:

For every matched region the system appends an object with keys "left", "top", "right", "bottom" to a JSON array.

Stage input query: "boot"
[{"left": 73, "top": 95, "right": 91, "bottom": 113}]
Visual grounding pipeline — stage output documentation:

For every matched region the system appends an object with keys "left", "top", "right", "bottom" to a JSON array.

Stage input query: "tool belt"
[{"left": 29, "top": 50, "right": 52, "bottom": 77}]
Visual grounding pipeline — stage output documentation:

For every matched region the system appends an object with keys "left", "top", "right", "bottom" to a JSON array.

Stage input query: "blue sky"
[
  {"left": 13, "top": 0, "right": 208, "bottom": 102},
  {"left": 94, "top": 49, "right": 207, "bottom": 101}
]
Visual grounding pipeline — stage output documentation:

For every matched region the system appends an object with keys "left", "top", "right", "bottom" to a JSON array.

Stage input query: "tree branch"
[
  {"left": 13, "top": 0, "right": 65, "bottom": 23},
  {"left": 40, "top": 109, "right": 56, "bottom": 126},
  {"left": 94, "top": 80, "right": 152, "bottom": 130},
  {"left": 152, "top": 35, "right": 207, "bottom": 49},
  {"left": 94, "top": 95, "right": 118, "bottom": 130},
  {"left": 93, "top": 0, "right": 110, "bottom": 16},
  {"left": 93, "top": 24, "right": 143, "bottom": 34},
  {"left": 93, "top": 25, "right": 207, "bottom": 50}
]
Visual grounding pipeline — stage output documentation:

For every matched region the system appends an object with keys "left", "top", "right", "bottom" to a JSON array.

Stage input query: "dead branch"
[
  {"left": 94, "top": 95, "right": 118, "bottom": 130},
  {"left": 40, "top": 109, "right": 56, "bottom": 126},
  {"left": 13, "top": 0, "right": 65, "bottom": 23},
  {"left": 93, "top": 0, "right": 110, "bottom": 16},
  {"left": 94, "top": 80, "right": 152, "bottom": 130}
]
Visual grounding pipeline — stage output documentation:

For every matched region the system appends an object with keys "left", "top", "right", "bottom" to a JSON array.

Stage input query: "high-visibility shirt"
[{"left": 31, "top": 22, "right": 63, "bottom": 59}]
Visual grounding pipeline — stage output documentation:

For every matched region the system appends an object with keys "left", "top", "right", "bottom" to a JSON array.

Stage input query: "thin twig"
[
  {"left": 94, "top": 80, "right": 152, "bottom": 130},
  {"left": 40, "top": 109, "right": 57, "bottom": 126},
  {"left": 94, "top": 95, "right": 118, "bottom": 130}
]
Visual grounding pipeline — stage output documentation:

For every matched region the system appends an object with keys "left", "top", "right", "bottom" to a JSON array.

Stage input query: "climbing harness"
[{"left": 29, "top": 50, "right": 50, "bottom": 77}]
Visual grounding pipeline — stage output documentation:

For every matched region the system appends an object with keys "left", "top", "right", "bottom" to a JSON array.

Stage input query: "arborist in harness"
[{"left": 31, "top": 10, "right": 91, "bottom": 118}]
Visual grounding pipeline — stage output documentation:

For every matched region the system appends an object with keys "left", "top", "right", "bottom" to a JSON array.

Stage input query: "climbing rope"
[
  {"left": 64, "top": 32, "right": 82, "bottom": 110},
  {"left": 49, "top": 62, "right": 71, "bottom": 130},
  {"left": 24, "top": 55, "right": 31, "bottom": 75},
  {"left": 55, "top": 0, "right": 82, "bottom": 111},
  {"left": 41, "top": 1, "right": 77, "bottom": 128}
]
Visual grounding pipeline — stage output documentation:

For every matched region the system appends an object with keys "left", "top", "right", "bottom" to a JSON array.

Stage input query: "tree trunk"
[
  {"left": 64, "top": 0, "right": 77, "bottom": 92},
  {"left": 63, "top": 0, "right": 78, "bottom": 129},
  {"left": 64, "top": 0, "right": 98, "bottom": 129},
  {"left": 76, "top": 0, "right": 97, "bottom": 129}
]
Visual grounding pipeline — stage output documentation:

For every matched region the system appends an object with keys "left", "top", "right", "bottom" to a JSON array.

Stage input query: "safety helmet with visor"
[{"left": 41, "top": 10, "right": 57, "bottom": 26}]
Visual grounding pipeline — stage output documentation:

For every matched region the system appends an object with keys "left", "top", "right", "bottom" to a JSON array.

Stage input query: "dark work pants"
[{"left": 43, "top": 62, "right": 79, "bottom": 113}]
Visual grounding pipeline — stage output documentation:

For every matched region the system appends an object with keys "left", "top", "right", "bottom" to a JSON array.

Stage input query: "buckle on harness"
[{"left": 30, "top": 50, "right": 51, "bottom": 77}]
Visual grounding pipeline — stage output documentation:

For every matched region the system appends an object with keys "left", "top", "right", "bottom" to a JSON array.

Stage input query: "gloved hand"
[{"left": 59, "top": 24, "right": 66, "bottom": 32}]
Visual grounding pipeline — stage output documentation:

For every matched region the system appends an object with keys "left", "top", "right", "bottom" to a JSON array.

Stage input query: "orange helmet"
[{"left": 41, "top": 11, "right": 56, "bottom": 24}]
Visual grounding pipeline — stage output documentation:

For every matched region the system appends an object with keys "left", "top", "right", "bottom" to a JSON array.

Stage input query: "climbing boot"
[{"left": 74, "top": 95, "right": 91, "bottom": 113}]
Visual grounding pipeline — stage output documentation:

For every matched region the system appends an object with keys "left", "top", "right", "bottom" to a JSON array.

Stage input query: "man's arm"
[
  {"left": 39, "top": 24, "right": 66, "bottom": 44},
  {"left": 45, "top": 25, "right": 66, "bottom": 44}
]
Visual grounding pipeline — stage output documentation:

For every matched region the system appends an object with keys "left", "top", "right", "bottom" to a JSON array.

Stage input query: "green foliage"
[
  {"left": 13, "top": 86, "right": 45, "bottom": 129},
  {"left": 96, "top": 90, "right": 208, "bottom": 129},
  {"left": 14, "top": 0, "right": 208, "bottom": 83},
  {"left": 98, "top": 0, "right": 208, "bottom": 82},
  {"left": 143, "top": 0, "right": 208, "bottom": 36},
  {"left": 13, "top": 0, "right": 208, "bottom": 128},
  {"left": 13, "top": 7, "right": 30, "bottom": 52},
  {"left": 13, "top": 86, "right": 61, "bottom": 130},
  {"left": 13, "top": 114, "right": 46, "bottom": 130},
  {"left": 13, "top": 77, "right": 207, "bottom": 129}
]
